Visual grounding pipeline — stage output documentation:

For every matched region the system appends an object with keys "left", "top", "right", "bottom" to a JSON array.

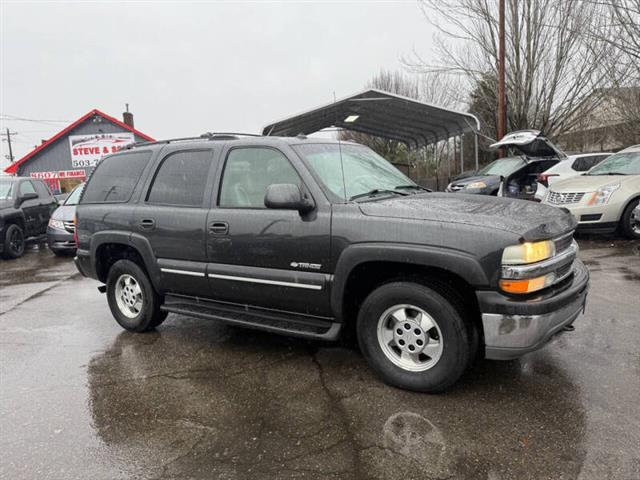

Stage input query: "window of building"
[
  {"left": 147, "top": 150, "right": 212, "bottom": 206},
  {"left": 82, "top": 151, "right": 152, "bottom": 203},
  {"left": 219, "top": 148, "right": 302, "bottom": 208}
]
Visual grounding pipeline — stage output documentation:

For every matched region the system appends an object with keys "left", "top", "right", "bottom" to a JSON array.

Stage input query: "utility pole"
[
  {"left": 1, "top": 128, "right": 17, "bottom": 163},
  {"left": 497, "top": 0, "right": 507, "bottom": 157}
]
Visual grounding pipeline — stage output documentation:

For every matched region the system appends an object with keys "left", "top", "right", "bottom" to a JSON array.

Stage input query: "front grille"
[
  {"left": 63, "top": 220, "right": 75, "bottom": 233},
  {"left": 554, "top": 232, "right": 574, "bottom": 254},
  {"left": 547, "top": 191, "right": 585, "bottom": 205},
  {"left": 555, "top": 261, "right": 572, "bottom": 280}
]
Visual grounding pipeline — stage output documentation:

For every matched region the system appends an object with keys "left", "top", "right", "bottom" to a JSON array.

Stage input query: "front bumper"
[
  {"left": 46, "top": 227, "right": 76, "bottom": 252},
  {"left": 478, "top": 258, "right": 589, "bottom": 360},
  {"left": 544, "top": 196, "right": 624, "bottom": 233}
]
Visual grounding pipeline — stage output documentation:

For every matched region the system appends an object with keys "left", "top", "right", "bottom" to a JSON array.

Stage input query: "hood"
[
  {"left": 491, "top": 130, "right": 565, "bottom": 159},
  {"left": 0, "top": 199, "right": 13, "bottom": 210},
  {"left": 358, "top": 193, "right": 576, "bottom": 241},
  {"left": 51, "top": 204, "right": 76, "bottom": 220},
  {"left": 450, "top": 174, "right": 501, "bottom": 188},
  {"left": 550, "top": 174, "right": 639, "bottom": 193}
]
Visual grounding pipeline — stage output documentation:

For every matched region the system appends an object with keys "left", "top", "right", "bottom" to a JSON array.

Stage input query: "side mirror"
[
  {"left": 264, "top": 184, "right": 315, "bottom": 213},
  {"left": 18, "top": 192, "right": 38, "bottom": 204}
]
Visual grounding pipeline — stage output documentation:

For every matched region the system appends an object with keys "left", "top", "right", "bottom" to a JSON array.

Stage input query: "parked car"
[
  {"left": 0, "top": 177, "right": 58, "bottom": 259},
  {"left": 534, "top": 152, "right": 612, "bottom": 201},
  {"left": 446, "top": 130, "right": 563, "bottom": 199},
  {"left": 445, "top": 157, "right": 527, "bottom": 195},
  {"left": 47, "top": 183, "right": 84, "bottom": 256},
  {"left": 543, "top": 145, "right": 640, "bottom": 238},
  {"left": 75, "top": 135, "right": 589, "bottom": 392}
]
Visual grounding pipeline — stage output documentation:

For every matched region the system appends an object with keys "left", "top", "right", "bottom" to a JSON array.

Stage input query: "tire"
[
  {"left": 357, "top": 282, "right": 471, "bottom": 393},
  {"left": 2, "top": 224, "right": 25, "bottom": 259},
  {"left": 620, "top": 198, "right": 640, "bottom": 240},
  {"left": 106, "top": 259, "right": 167, "bottom": 332}
]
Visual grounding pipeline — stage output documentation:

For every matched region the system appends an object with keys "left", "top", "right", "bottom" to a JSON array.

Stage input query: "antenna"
[{"left": 334, "top": 91, "right": 348, "bottom": 203}]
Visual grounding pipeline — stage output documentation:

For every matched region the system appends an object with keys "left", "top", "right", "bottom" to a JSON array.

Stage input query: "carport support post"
[
  {"left": 447, "top": 139, "right": 451, "bottom": 182},
  {"left": 474, "top": 132, "right": 479, "bottom": 171},
  {"left": 460, "top": 134, "right": 464, "bottom": 174}
]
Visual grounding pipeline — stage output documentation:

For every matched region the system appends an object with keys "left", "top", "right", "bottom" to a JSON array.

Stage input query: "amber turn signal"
[{"left": 499, "top": 275, "right": 552, "bottom": 294}]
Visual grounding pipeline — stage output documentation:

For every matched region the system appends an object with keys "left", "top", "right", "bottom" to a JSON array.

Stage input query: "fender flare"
[
  {"left": 90, "top": 231, "right": 162, "bottom": 291},
  {"left": 330, "top": 243, "right": 489, "bottom": 321}
]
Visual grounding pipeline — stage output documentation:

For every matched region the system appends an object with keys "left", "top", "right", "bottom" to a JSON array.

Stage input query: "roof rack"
[{"left": 125, "top": 132, "right": 263, "bottom": 149}]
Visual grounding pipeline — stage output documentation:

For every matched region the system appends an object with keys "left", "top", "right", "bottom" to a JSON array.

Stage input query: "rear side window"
[
  {"left": 572, "top": 155, "right": 606, "bottom": 171},
  {"left": 147, "top": 150, "right": 212, "bottom": 206},
  {"left": 82, "top": 151, "right": 152, "bottom": 203},
  {"left": 18, "top": 181, "right": 37, "bottom": 196}
]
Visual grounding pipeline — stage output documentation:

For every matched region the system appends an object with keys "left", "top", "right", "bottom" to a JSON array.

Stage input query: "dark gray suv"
[{"left": 74, "top": 134, "right": 589, "bottom": 392}]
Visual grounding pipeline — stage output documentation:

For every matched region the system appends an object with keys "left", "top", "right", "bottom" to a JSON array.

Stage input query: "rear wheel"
[
  {"left": 357, "top": 282, "right": 472, "bottom": 393},
  {"left": 2, "top": 224, "right": 25, "bottom": 259},
  {"left": 106, "top": 259, "right": 167, "bottom": 332},
  {"left": 620, "top": 198, "right": 640, "bottom": 240}
]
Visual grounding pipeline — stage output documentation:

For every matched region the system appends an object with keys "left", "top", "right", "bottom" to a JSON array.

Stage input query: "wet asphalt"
[{"left": 0, "top": 238, "right": 639, "bottom": 480}]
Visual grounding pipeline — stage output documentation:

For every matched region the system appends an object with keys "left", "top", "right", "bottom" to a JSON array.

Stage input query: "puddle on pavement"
[{"left": 86, "top": 318, "right": 587, "bottom": 479}]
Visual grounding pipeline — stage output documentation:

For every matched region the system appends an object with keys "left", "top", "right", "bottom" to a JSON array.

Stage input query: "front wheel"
[
  {"left": 2, "top": 224, "right": 25, "bottom": 259},
  {"left": 620, "top": 198, "right": 640, "bottom": 240},
  {"left": 357, "top": 282, "right": 472, "bottom": 393},
  {"left": 106, "top": 259, "right": 167, "bottom": 332}
]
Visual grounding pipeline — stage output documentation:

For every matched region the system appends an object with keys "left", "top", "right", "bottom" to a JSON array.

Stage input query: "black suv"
[
  {"left": 1, "top": 177, "right": 58, "bottom": 259},
  {"left": 75, "top": 135, "right": 589, "bottom": 392}
]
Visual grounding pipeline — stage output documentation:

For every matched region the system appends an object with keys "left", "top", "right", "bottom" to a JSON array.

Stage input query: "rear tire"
[
  {"left": 2, "top": 224, "right": 25, "bottom": 259},
  {"left": 357, "top": 282, "right": 471, "bottom": 393},
  {"left": 620, "top": 198, "right": 640, "bottom": 240},
  {"left": 106, "top": 259, "right": 167, "bottom": 332}
]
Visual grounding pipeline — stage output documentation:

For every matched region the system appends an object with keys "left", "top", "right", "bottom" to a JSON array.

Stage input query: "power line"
[{"left": 0, "top": 114, "right": 72, "bottom": 124}]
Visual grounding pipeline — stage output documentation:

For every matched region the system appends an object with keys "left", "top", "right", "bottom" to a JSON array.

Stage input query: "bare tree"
[{"left": 408, "top": 0, "right": 620, "bottom": 139}]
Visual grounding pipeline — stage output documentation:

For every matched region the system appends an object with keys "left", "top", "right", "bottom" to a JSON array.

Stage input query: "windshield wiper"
[
  {"left": 589, "top": 172, "right": 628, "bottom": 176},
  {"left": 394, "top": 184, "right": 432, "bottom": 193},
  {"left": 349, "top": 189, "right": 409, "bottom": 201}
]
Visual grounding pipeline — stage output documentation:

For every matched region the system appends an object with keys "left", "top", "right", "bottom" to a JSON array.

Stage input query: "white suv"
[{"left": 542, "top": 145, "right": 640, "bottom": 238}]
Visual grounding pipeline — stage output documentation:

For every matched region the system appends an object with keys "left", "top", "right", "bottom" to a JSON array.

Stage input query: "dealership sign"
[
  {"left": 69, "top": 132, "right": 135, "bottom": 168},
  {"left": 31, "top": 169, "right": 86, "bottom": 179}
]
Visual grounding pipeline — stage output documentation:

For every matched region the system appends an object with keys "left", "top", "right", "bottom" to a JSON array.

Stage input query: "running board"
[{"left": 161, "top": 295, "right": 341, "bottom": 341}]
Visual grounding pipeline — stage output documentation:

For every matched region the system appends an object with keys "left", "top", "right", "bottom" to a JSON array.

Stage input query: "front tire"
[
  {"left": 620, "top": 198, "right": 640, "bottom": 240},
  {"left": 357, "top": 282, "right": 471, "bottom": 393},
  {"left": 2, "top": 224, "right": 25, "bottom": 259},
  {"left": 106, "top": 259, "right": 167, "bottom": 332}
]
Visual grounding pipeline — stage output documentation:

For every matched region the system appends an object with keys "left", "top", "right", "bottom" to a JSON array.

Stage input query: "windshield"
[
  {"left": 477, "top": 157, "right": 526, "bottom": 177},
  {"left": 587, "top": 152, "right": 640, "bottom": 175},
  {"left": 294, "top": 143, "right": 415, "bottom": 201},
  {"left": 64, "top": 184, "right": 85, "bottom": 205},
  {"left": 0, "top": 180, "right": 14, "bottom": 200}
]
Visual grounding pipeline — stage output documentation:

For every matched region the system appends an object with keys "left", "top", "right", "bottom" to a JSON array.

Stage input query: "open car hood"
[{"left": 490, "top": 130, "right": 566, "bottom": 159}]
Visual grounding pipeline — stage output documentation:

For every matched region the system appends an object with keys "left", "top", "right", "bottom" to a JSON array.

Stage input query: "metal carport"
[{"left": 262, "top": 89, "right": 481, "bottom": 175}]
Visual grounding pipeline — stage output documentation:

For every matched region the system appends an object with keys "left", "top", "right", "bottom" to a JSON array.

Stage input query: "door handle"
[
  {"left": 209, "top": 221, "right": 229, "bottom": 235},
  {"left": 139, "top": 218, "right": 156, "bottom": 230}
]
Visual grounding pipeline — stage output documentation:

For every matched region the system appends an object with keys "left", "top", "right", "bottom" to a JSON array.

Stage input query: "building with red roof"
[{"left": 4, "top": 108, "right": 154, "bottom": 194}]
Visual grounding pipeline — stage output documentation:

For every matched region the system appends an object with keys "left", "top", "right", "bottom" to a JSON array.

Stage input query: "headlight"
[
  {"left": 502, "top": 240, "right": 555, "bottom": 265},
  {"left": 587, "top": 183, "right": 620, "bottom": 205},
  {"left": 465, "top": 181, "right": 487, "bottom": 189},
  {"left": 48, "top": 219, "right": 65, "bottom": 230}
]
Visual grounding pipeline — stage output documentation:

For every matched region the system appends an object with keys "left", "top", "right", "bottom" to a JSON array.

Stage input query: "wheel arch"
[
  {"left": 331, "top": 243, "right": 488, "bottom": 327},
  {"left": 90, "top": 231, "right": 161, "bottom": 291}
]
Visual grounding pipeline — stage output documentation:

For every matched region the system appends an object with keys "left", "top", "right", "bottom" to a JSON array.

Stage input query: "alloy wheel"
[
  {"left": 376, "top": 304, "right": 444, "bottom": 372},
  {"left": 114, "top": 274, "right": 144, "bottom": 319}
]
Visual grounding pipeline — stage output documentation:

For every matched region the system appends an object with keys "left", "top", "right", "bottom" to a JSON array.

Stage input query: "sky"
[{"left": 0, "top": 0, "right": 437, "bottom": 172}]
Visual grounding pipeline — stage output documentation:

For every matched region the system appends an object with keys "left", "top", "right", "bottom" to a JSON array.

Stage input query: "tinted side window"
[
  {"left": 572, "top": 155, "right": 606, "bottom": 172},
  {"left": 18, "top": 181, "right": 37, "bottom": 196},
  {"left": 82, "top": 151, "right": 152, "bottom": 203},
  {"left": 147, "top": 150, "right": 212, "bottom": 206},
  {"left": 219, "top": 148, "right": 301, "bottom": 208}
]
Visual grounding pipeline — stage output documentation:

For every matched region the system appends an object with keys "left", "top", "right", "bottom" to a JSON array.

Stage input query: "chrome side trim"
[
  {"left": 501, "top": 241, "right": 578, "bottom": 280},
  {"left": 208, "top": 273, "right": 322, "bottom": 290},
  {"left": 160, "top": 268, "right": 205, "bottom": 277}
]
